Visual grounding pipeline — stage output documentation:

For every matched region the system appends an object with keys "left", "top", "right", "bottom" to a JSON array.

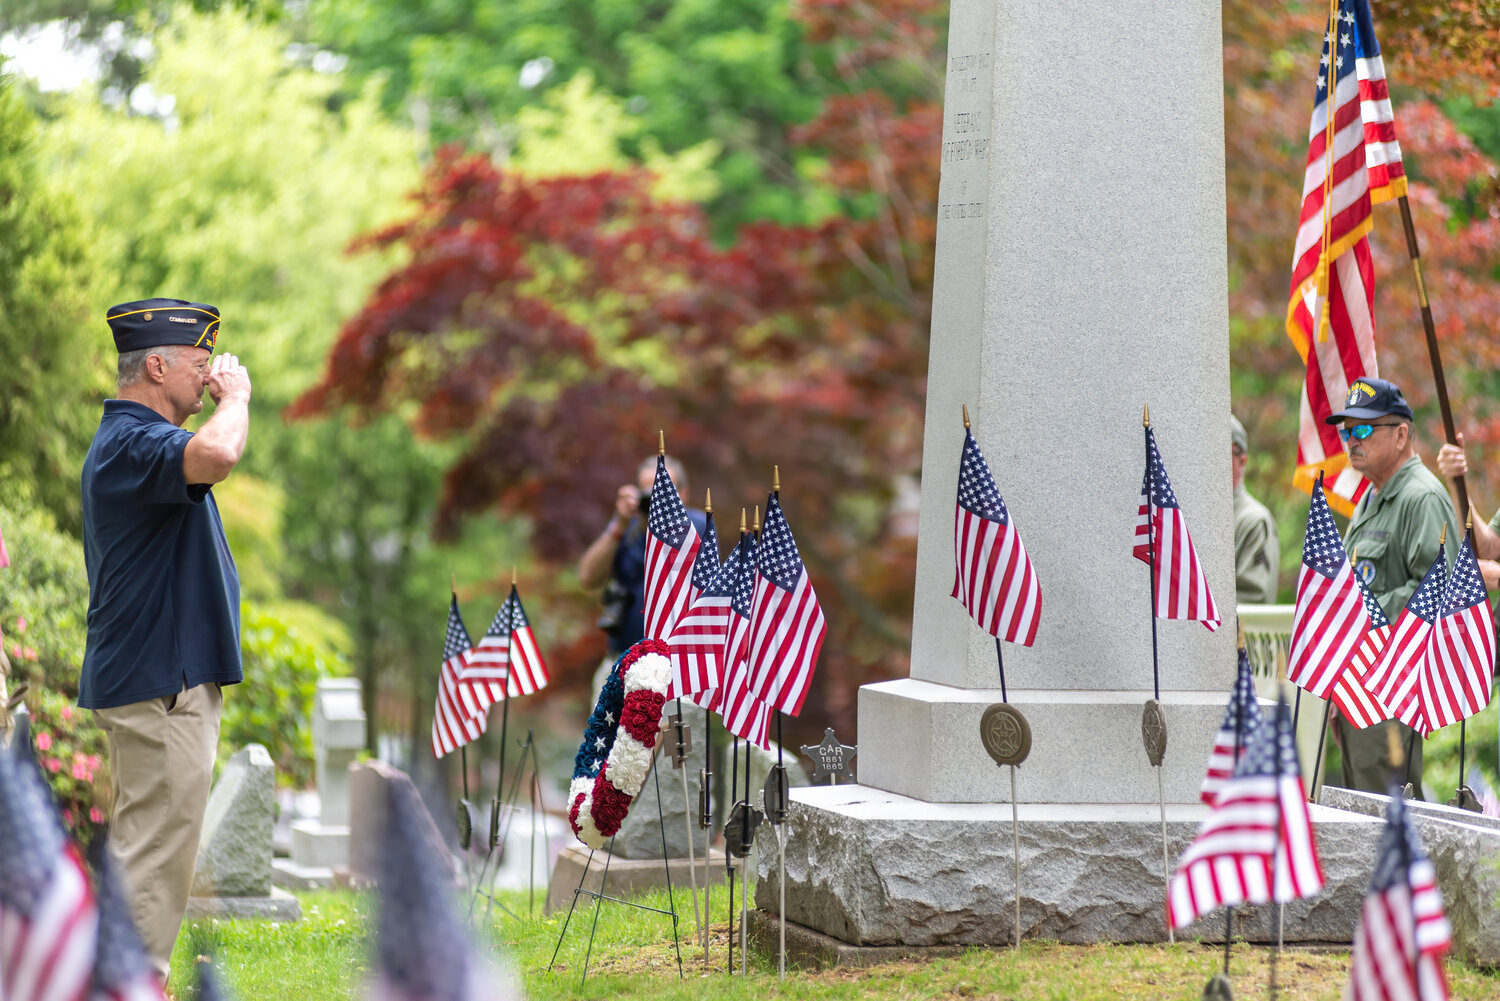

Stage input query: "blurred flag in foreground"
[{"left": 1200, "top": 646, "right": 1264, "bottom": 807}]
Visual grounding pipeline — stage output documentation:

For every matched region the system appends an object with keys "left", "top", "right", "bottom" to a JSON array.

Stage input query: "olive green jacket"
[
  {"left": 1345, "top": 456, "right": 1460, "bottom": 619},
  {"left": 1233, "top": 484, "right": 1279, "bottom": 604}
]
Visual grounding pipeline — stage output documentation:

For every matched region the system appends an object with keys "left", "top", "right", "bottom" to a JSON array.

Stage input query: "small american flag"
[
  {"left": 0, "top": 748, "right": 98, "bottom": 1001},
  {"left": 1200, "top": 646, "right": 1264, "bottom": 806},
  {"left": 367, "top": 782, "right": 514, "bottom": 1001},
  {"left": 1362, "top": 544, "right": 1447, "bottom": 737},
  {"left": 1169, "top": 699, "right": 1323, "bottom": 930},
  {"left": 431, "top": 595, "right": 486, "bottom": 759},
  {"left": 643, "top": 457, "right": 702, "bottom": 642},
  {"left": 1332, "top": 561, "right": 1395, "bottom": 729},
  {"left": 747, "top": 493, "right": 827, "bottom": 717},
  {"left": 1420, "top": 531, "right": 1495, "bottom": 734},
  {"left": 1286, "top": 0, "right": 1406, "bottom": 516},
  {"left": 503, "top": 588, "right": 549, "bottom": 697},
  {"left": 90, "top": 853, "right": 167, "bottom": 1001},
  {"left": 668, "top": 511, "right": 733, "bottom": 705},
  {"left": 720, "top": 532, "right": 772, "bottom": 747},
  {"left": 1346, "top": 789, "right": 1451, "bottom": 1001},
  {"left": 951, "top": 428, "right": 1042, "bottom": 645},
  {"left": 463, "top": 601, "right": 514, "bottom": 708},
  {"left": 1134, "top": 426, "right": 1220, "bottom": 631},
  {"left": 1288, "top": 476, "right": 1371, "bottom": 698}
]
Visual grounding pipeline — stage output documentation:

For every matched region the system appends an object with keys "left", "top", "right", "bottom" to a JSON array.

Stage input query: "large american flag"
[
  {"left": 1331, "top": 564, "right": 1395, "bottom": 729},
  {"left": 1288, "top": 476, "right": 1370, "bottom": 698},
  {"left": 1133, "top": 426, "right": 1220, "bottom": 631},
  {"left": 1420, "top": 531, "right": 1495, "bottom": 734},
  {"left": 1169, "top": 699, "right": 1323, "bottom": 930},
  {"left": 367, "top": 781, "right": 511, "bottom": 1001},
  {"left": 1362, "top": 544, "right": 1447, "bottom": 737},
  {"left": 0, "top": 748, "right": 98, "bottom": 1001},
  {"left": 503, "top": 588, "right": 549, "bottom": 697},
  {"left": 720, "top": 532, "right": 773, "bottom": 748},
  {"left": 747, "top": 493, "right": 827, "bottom": 717},
  {"left": 643, "top": 456, "right": 702, "bottom": 642},
  {"left": 668, "top": 511, "right": 733, "bottom": 706},
  {"left": 1286, "top": 0, "right": 1406, "bottom": 517},
  {"left": 1346, "top": 789, "right": 1451, "bottom": 1001},
  {"left": 431, "top": 595, "right": 486, "bottom": 759},
  {"left": 951, "top": 427, "right": 1042, "bottom": 645},
  {"left": 90, "top": 855, "right": 167, "bottom": 1001},
  {"left": 1200, "top": 646, "right": 1265, "bottom": 807}
]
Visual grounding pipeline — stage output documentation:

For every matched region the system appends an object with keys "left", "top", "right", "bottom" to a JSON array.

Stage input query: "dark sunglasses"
[{"left": 1339, "top": 422, "right": 1403, "bottom": 443}]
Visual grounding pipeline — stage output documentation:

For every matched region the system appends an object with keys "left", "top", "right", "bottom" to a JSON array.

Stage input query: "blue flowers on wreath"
[{"left": 573, "top": 654, "right": 627, "bottom": 782}]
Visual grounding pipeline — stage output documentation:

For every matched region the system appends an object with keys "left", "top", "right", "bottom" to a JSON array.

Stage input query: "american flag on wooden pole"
[
  {"left": 0, "top": 745, "right": 98, "bottom": 1001},
  {"left": 1286, "top": 0, "right": 1407, "bottom": 516},
  {"left": 1346, "top": 788, "right": 1451, "bottom": 1001},
  {"left": 1200, "top": 646, "right": 1264, "bottom": 807},
  {"left": 1133, "top": 424, "right": 1220, "bottom": 632},
  {"left": 747, "top": 492, "right": 826, "bottom": 718},
  {"left": 1419, "top": 527, "right": 1495, "bottom": 734},
  {"left": 1169, "top": 699, "right": 1323, "bottom": 930},
  {"left": 461, "top": 601, "right": 513, "bottom": 710},
  {"left": 431, "top": 594, "right": 487, "bottom": 759},
  {"left": 669, "top": 507, "right": 733, "bottom": 707},
  {"left": 1330, "top": 559, "right": 1395, "bottom": 729},
  {"left": 501, "top": 587, "right": 549, "bottom": 698},
  {"left": 951, "top": 424, "right": 1042, "bottom": 645},
  {"left": 1287, "top": 474, "right": 1371, "bottom": 698},
  {"left": 1362, "top": 540, "right": 1448, "bottom": 737},
  {"left": 90, "top": 852, "right": 168, "bottom": 1001},
  {"left": 643, "top": 453, "right": 702, "bottom": 642}
]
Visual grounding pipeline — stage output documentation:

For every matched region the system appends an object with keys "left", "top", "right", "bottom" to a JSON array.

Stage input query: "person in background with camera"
[{"left": 578, "top": 455, "right": 707, "bottom": 688}]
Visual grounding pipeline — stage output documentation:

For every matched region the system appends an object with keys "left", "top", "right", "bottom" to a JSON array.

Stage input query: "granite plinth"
[
  {"left": 291, "top": 821, "right": 349, "bottom": 869},
  {"left": 860, "top": 679, "right": 1232, "bottom": 804},
  {"left": 757, "top": 784, "right": 1382, "bottom": 946},
  {"left": 545, "top": 843, "right": 731, "bottom": 916},
  {"left": 185, "top": 887, "right": 301, "bottom": 922}
]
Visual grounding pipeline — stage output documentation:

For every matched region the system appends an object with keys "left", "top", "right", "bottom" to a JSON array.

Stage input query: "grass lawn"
[{"left": 169, "top": 887, "right": 1500, "bottom": 1000}]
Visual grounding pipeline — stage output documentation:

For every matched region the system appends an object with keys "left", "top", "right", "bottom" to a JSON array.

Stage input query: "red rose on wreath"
[
  {"left": 592, "top": 775, "right": 633, "bottom": 835},
  {"left": 621, "top": 691, "right": 666, "bottom": 745}
]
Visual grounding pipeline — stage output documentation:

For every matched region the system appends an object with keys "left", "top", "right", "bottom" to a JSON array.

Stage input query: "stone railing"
[{"left": 1238, "top": 603, "right": 1328, "bottom": 798}]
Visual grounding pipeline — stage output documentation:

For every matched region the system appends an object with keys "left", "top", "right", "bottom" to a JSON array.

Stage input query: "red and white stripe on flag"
[
  {"left": 462, "top": 638, "right": 509, "bottom": 707},
  {"left": 644, "top": 530, "right": 700, "bottom": 642},
  {"left": 951, "top": 428, "right": 1041, "bottom": 645},
  {"left": 432, "top": 654, "right": 488, "bottom": 758},
  {"left": 1420, "top": 611, "right": 1495, "bottom": 734},
  {"left": 1133, "top": 508, "right": 1220, "bottom": 632},
  {"left": 1287, "top": 479, "right": 1370, "bottom": 698},
  {"left": 506, "top": 619, "right": 549, "bottom": 697},
  {"left": 1330, "top": 658, "right": 1393, "bottom": 730},
  {"left": 0, "top": 849, "right": 97, "bottom": 1001},
  {"left": 1348, "top": 861, "right": 1451, "bottom": 1001},
  {"left": 746, "top": 563, "right": 825, "bottom": 718},
  {"left": 1285, "top": 0, "right": 1406, "bottom": 517},
  {"left": 1364, "top": 617, "right": 1436, "bottom": 736},
  {"left": 669, "top": 593, "right": 732, "bottom": 703}
]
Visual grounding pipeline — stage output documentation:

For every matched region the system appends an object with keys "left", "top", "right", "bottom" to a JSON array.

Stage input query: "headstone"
[
  {"left": 611, "top": 701, "right": 710, "bottom": 858},
  {"left": 188, "top": 744, "right": 299, "bottom": 921},
  {"left": 346, "top": 759, "right": 458, "bottom": 886},
  {"left": 290, "top": 678, "right": 365, "bottom": 870}
]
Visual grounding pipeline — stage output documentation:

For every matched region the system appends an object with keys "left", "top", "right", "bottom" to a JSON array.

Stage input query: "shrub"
[
  {"left": 24, "top": 684, "right": 110, "bottom": 848},
  {"left": 0, "top": 499, "right": 90, "bottom": 696}
]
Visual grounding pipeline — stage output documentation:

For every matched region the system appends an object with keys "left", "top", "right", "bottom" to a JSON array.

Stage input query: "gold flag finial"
[
  {"left": 1351, "top": 547, "right": 1357, "bottom": 565},
  {"left": 1467, "top": 510, "right": 1473, "bottom": 531},
  {"left": 705, "top": 488, "right": 713, "bottom": 515},
  {"left": 753, "top": 505, "right": 762, "bottom": 534},
  {"left": 1387, "top": 724, "right": 1405, "bottom": 769},
  {"left": 773, "top": 465, "right": 781, "bottom": 494},
  {"left": 1143, "top": 402, "right": 1150, "bottom": 427},
  {"left": 740, "top": 507, "right": 747, "bottom": 534},
  {"left": 658, "top": 429, "right": 665, "bottom": 456},
  {"left": 962, "top": 403, "right": 971, "bottom": 430},
  {"left": 1236, "top": 618, "right": 1246, "bottom": 650},
  {"left": 1441, "top": 523, "right": 1448, "bottom": 546},
  {"left": 511, "top": 566, "right": 517, "bottom": 586}
]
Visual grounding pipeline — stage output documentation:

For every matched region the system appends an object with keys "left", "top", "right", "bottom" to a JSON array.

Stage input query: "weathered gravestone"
[
  {"left": 759, "top": 0, "right": 1390, "bottom": 950},
  {"left": 292, "top": 678, "right": 365, "bottom": 868},
  {"left": 347, "top": 758, "right": 460, "bottom": 887},
  {"left": 188, "top": 744, "right": 300, "bottom": 920}
]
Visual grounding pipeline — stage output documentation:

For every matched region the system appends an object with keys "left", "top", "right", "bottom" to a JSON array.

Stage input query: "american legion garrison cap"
[
  {"left": 106, "top": 298, "right": 221, "bottom": 354},
  {"left": 1323, "top": 377, "right": 1414, "bottom": 425}
]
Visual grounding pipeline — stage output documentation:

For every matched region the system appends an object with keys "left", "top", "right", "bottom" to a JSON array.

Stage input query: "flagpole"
[
  {"left": 1388, "top": 726, "right": 1420, "bottom": 989},
  {"left": 1312, "top": 0, "right": 1341, "bottom": 345},
  {"left": 1268, "top": 704, "right": 1287, "bottom": 1001},
  {"left": 741, "top": 505, "right": 760, "bottom": 978},
  {"left": 1396, "top": 195, "right": 1469, "bottom": 519},
  {"left": 727, "top": 732, "right": 738, "bottom": 975},
  {"left": 496, "top": 571, "right": 518, "bottom": 815},
  {"left": 771, "top": 469, "right": 790, "bottom": 982},
  {"left": 1143, "top": 405, "right": 1173, "bottom": 946},
  {"left": 1223, "top": 626, "right": 1252, "bottom": 980}
]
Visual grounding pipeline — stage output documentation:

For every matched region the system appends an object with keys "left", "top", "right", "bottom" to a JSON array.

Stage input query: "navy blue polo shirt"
[
  {"left": 605, "top": 508, "right": 708, "bottom": 656},
  {"left": 78, "top": 400, "right": 242, "bottom": 709}
]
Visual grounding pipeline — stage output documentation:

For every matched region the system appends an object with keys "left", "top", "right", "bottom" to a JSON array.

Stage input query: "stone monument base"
[
  {"left": 185, "top": 887, "right": 301, "bottom": 922},
  {"left": 290, "top": 820, "right": 349, "bottom": 869},
  {"left": 757, "top": 785, "right": 1398, "bottom": 949},
  {"left": 545, "top": 843, "right": 731, "bottom": 916}
]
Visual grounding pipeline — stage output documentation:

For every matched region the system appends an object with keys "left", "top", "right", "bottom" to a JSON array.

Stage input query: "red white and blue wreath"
[{"left": 568, "top": 638, "right": 672, "bottom": 848}]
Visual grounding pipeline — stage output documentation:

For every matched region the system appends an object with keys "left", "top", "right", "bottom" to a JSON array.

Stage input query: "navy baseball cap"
[
  {"left": 106, "top": 298, "right": 221, "bottom": 354},
  {"left": 1324, "top": 377, "right": 1413, "bottom": 425}
]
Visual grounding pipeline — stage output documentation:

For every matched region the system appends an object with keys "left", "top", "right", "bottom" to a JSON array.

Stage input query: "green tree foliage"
[{"left": 0, "top": 69, "right": 110, "bottom": 532}]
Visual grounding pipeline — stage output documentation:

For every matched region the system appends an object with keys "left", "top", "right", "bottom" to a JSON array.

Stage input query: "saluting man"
[
  {"left": 1329, "top": 377, "right": 1457, "bottom": 794},
  {"left": 80, "top": 299, "right": 251, "bottom": 979}
]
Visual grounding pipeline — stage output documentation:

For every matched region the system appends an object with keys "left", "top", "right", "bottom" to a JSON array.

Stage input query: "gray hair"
[
  {"left": 117, "top": 345, "right": 184, "bottom": 387},
  {"left": 638, "top": 454, "right": 686, "bottom": 491}
]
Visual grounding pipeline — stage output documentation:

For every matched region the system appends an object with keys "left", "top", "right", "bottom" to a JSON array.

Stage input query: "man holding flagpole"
[
  {"left": 1328, "top": 377, "right": 1457, "bottom": 793},
  {"left": 1433, "top": 435, "right": 1500, "bottom": 591}
]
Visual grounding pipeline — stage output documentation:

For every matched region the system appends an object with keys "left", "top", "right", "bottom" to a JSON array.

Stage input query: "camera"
[{"left": 638, "top": 490, "right": 652, "bottom": 515}]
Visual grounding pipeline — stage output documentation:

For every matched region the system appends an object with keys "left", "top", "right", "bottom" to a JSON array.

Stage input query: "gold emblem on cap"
[{"left": 143, "top": 312, "right": 152, "bottom": 321}]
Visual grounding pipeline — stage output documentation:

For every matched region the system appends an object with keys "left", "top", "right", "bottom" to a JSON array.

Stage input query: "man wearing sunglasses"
[{"left": 1328, "top": 377, "right": 1458, "bottom": 795}]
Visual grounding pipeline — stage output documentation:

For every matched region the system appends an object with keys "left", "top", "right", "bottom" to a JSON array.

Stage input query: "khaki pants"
[{"left": 94, "top": 682, "right": 222, "bottom": 976}]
